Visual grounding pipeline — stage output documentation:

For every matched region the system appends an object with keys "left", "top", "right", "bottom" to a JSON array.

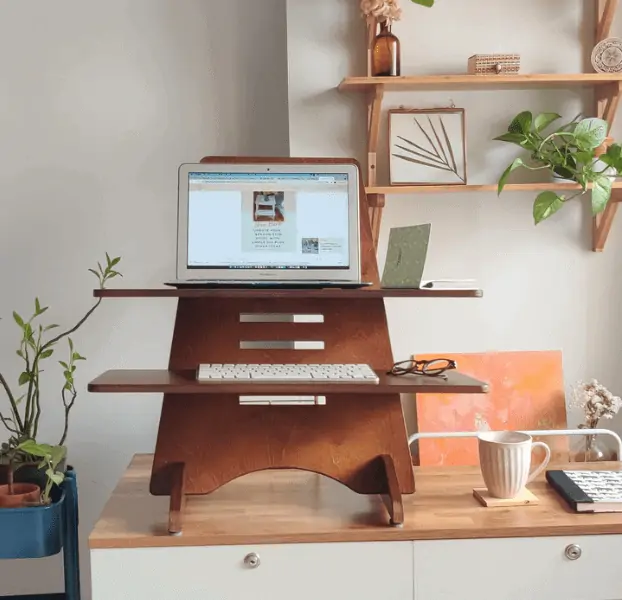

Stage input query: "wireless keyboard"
[{"left": 197, "top": 363, "right": 379, "bottom": 384}]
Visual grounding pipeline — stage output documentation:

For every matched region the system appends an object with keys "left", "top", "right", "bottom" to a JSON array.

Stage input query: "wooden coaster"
[{"left": 473, "top": 487, "right": 539, "bottom": 507}]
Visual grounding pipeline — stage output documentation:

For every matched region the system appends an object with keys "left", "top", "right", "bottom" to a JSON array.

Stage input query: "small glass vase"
[
  {"left": 372, "top": 21, "right": 401, "bottom": 77},
  {"left": 572, "top": 434, "right": 616, "bottom": 462}
]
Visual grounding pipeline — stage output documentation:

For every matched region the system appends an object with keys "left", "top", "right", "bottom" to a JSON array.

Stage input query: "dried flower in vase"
[
  {"left": 571, "top": 379, "right": 622, "bottom": 429},
  {"left": 360, "top": 0, "right": 402, "bottom": 23}
]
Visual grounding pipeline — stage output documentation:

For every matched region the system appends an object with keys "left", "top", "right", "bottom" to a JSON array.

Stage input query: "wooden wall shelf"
[
  {"left": 88, "top": 369, "right": 489, "bottom": 395},
  {"left": 346, "top": 0, "right": 622, "bottom": 250},
  {"left": 367, "top": 182, "right": 622, "bottom": 196},
  {"left": 339, "top": 73, "right": 622, "bottom": 92},
  {"left": 94, "top": 287, "right": 483, "bottom": 299}
]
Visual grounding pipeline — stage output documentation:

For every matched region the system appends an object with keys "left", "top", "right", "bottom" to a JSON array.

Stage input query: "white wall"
[
  {"left": 286, "top": 0, "right": 622, "bottom": 432},
  {"left": 0, "top": 1, "right": 288, "bottom": 596}
]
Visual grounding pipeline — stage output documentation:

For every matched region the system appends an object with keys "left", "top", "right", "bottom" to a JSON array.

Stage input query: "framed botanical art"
[{"left": 389, "top": 108, "right": 467, "bottom": 186}]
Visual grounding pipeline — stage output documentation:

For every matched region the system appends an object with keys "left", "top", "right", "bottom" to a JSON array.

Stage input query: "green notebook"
[{"left": 381, "top": 224, "right": 431, "bottom": 289}]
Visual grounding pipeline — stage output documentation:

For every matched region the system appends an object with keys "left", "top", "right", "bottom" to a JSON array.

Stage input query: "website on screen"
[{"left": 187, "top": 172, "right": 350, "bottom": 270}]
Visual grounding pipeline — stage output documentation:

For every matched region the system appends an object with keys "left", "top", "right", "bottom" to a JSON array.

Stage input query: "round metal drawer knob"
[
  {"left": 244, "top": 552, "right": 261, "bottom": 568},
  {"left": 565, "top": 544, "right": 582, "bottom": 560}
]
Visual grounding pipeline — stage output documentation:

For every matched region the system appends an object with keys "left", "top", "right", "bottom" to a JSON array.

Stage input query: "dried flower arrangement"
[
  {"left": 571, "top": 379, "right": 622, "bottom": 429},
  {"left": 360, "top": 0, "right": 434, "bottom": 23}
]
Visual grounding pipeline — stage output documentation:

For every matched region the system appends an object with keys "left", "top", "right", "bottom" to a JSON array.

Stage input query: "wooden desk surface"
[{"left": 89, "top": 455, "right": 622, "bottom": 550}]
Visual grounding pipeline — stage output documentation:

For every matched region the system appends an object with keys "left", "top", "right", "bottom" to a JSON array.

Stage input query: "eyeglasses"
[{"left": 388, "top": 358, "right": 457, "bottom": 380}]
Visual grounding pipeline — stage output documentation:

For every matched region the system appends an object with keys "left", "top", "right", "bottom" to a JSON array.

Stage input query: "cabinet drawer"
[
  {"left": 413, "top": 536, "right": 622, "bottom": 600},
  {"left": 91, "top": 541, "right": 413, "bottom": 600}
]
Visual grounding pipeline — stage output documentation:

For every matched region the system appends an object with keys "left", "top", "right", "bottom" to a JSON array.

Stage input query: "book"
[
  {"left": 546, "top": 470, "right": 622, "bottom": 513},
  {"left": 381, "top": 224, "right": 478, "bottom": 290}
]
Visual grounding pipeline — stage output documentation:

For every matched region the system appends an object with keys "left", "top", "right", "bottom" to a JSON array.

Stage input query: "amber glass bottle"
[{"left": 372, "top": 21, "right": 401, "bottom": 77}]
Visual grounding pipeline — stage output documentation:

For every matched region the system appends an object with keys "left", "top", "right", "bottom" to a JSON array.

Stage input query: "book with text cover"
[{"left": 546, "top": 470, "right": 622, "bottom": 513}]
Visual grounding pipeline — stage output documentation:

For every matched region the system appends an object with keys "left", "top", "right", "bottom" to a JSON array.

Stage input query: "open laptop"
[{"left": 167, "top": 162, "right": 371, "bottom": 289}]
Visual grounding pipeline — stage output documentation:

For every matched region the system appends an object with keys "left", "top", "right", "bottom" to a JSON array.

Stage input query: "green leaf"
[
  {"left": 68, "top": 338, "right": 74, "bottom": 352},
  {"left": 12, "top": 312, "right": 24, "bottom": 328},
  {"left": 59, "top": 361, "right": 69, "bottom": 369},
  {"left": 35, "top": 298, "right": 41, "bottom": 314},
  {"left": 574, "top": 118, "right": 608, "bottom": 150},
  {"left": 72, "top": 352, "right": 86, "bottom": 361},
  {"left": 533, "top": 191, "right": 565, "bottom": 224},
  {"left": 592, "top": 175, "right": 613, "bottom": 214},
  {"left": 48, "top": 471, "right": 65, "bottom": 486},
  {"left": 508, "top": 111, "right": 533, "bottom": 135},
  {"left": 110, "top": 256, "right": 121, "bottom": 267},
  {"left": 88, "top": 268, "right": 100, "bottom": 278},
  {"left": 18, "top": 372, "right": 30, "bottom": 386},
  {"left": 44, "top": 324, "right": 59, "bottom": 332},
  {"left": 18, "top": 440, "right": 66, "bottom": 467},
  {"left": 411, "top": 0, "right": 434, "bottom": 5},
  {"left": 63, "top": 383, "right": 72, "bottom": 391},
  {"left": 39, "top": 349, "right": 54, "bottom": 359},
  {"left": 497, "top": 158, "right": 527, "bottom": 194},
  {"left": 574, "top": 151, "right": 594, "bottom": 165},
  {"left": 534, "top": 112, "right": 562, "bottom": 133},
  {"left": 16, "top": 349, "right": 24, "bottom": 359},
  {"left": 106, "top": 252, "right": 112, "bottom": 266},
  {"left": 494, "top": 132, "right": 527, "bottom": 145}
]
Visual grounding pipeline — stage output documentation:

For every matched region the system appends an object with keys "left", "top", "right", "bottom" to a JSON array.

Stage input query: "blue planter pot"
[{"left": 0, "top": 480, "right": 65, "bottom": 559}]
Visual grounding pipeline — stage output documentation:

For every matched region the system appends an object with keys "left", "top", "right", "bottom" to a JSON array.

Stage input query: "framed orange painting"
[{"left": 414, "top": 350, "right": 567, "bottom": 466}]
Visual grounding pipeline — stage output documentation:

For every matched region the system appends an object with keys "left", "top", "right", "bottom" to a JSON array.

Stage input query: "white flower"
[
  {"left": 360, "top": 0, "right": 402, "bottom": 22},
  {"left": 571, "top": 379, "right": 622, "bottom": 427}
]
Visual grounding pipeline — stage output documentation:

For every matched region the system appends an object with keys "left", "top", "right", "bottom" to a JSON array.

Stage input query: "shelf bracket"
[
  {"left": 593, "top": 189, "right": 621, "bottom": 251},
  {"left": 367, "top": 193, "right": 386, "bottom": 249},
  {"left": 592, "top": 0, "right": 621, "bottom": 251},
  {"left": 367, "top": 85, "right": 385, "bottom": 249}
]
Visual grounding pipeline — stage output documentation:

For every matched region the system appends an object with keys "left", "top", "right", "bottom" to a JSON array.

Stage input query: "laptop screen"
[{"left": 186, "top": 172, "right": 350, "bottom": 271}]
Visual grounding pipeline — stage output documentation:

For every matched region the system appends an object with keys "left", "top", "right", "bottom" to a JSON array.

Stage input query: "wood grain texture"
[
  {"left": 94, "top": 287, "right": 484, "bottom": 298},
  {"left": 88, "top": 369, "right": 489, "bottom": 395},
  {"left": 597, "top": 0, "right": 619, "bottom": 41},
  {"left": 168, "top": 463, "right": 185, "bottom": 535},
  {"left": 366, "top": 182, "right": 622, "bottom": 195},
  {"left": 339, "top": 73, "right": 622, "bottom": 92},
  {"left": 89, "top": 455, "right": 622, "bottom": 549},
  {"left": 381, "top": 455, "right": 405, "bottom": 525}
]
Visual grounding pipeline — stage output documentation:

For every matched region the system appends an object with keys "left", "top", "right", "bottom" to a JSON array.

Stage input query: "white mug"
[{"left": 478, "top": 431, "right": 551, "bottom": 499}]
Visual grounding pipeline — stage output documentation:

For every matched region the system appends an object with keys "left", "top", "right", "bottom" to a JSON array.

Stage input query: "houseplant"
[
  {"left": 0, "top": 253, "right": 122, "bottom": 506},
  {"left": 495, "top": 111, "right": 622, "bottom": 224}
]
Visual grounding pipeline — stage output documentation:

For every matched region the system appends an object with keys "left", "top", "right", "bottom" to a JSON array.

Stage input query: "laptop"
[{"left": 167, "top": 162, "right": 371, "bottom": 289}]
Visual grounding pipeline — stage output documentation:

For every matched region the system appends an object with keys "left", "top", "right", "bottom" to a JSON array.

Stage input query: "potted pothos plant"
[
  {"left": 495, "top": 111, "right": 622, "bottom": 224},
  {"left": 0, "top": 253, "right": 122, "bottom": 509}
]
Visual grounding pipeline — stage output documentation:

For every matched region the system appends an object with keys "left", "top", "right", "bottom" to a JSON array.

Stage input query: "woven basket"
[{"left": 468, "top": 54, "right": 520, "bottom": 75}]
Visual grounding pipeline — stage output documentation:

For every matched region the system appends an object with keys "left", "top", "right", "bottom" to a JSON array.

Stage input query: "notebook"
[
  {"left": 381, "top": 223, "right": 477, "bottom": 290},
  {"left": 546, "top": 470, "right": 622, "bottom": 513}
]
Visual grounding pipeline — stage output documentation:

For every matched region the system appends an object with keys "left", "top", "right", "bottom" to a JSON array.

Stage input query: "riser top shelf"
[
  {"left": 94, "top": 288, "right": 483, "bottom": 299},
  {"left": 88, "top": 369, "right": 489, "bottom": 395},
  {"left": 339, "top": 73, "right": 622, "bottom": 92}
]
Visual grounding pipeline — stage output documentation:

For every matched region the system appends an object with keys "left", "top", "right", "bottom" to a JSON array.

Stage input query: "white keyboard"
[{"left": 197, "top": 363, "right": 379, "bottom": 384}]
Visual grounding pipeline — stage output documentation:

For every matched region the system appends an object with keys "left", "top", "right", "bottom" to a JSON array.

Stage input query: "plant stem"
[
  {"left": 41, "top": 298, "right": 102, "bottom": 353},
  {"left": 538, "top": 131, "right": 575, "bottom": 154},
  {"left": 0, "top": 372, "right": 24, "bottom": 432}
]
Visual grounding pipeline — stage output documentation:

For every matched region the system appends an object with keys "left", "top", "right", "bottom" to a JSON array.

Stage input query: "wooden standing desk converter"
[
  {"left": 90, "top": 456, "right": 622, "bottom": 600},
  {"left": 88, "top": 156, "right": 487, "bottom": 534}
]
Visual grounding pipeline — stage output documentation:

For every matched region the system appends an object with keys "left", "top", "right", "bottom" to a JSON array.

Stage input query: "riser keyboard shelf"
[{"left": 88, "top": 369, "right": 489, "bottom": 395}]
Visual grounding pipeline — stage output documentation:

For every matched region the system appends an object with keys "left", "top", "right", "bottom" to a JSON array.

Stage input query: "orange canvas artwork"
[{"left": 414, "top": 351, "right": 567, "bottom": 466}]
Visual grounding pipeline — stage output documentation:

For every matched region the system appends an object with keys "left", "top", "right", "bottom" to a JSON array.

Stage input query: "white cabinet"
[
  {"left": 91, "top": 541, "right": 414, "bottom": 600},
  {"left": 413, "top": 536, "right": 622, "bottom": 600}
]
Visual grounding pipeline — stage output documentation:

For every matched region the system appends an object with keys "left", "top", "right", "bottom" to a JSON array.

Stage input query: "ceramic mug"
[{"left": 478, "top": 431, "right": 551, "bottom": 499}]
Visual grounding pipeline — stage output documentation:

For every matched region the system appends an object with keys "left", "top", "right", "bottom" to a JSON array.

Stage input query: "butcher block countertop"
[{"left": 89, "top": 454, "right": 622, "bottom": 549}]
